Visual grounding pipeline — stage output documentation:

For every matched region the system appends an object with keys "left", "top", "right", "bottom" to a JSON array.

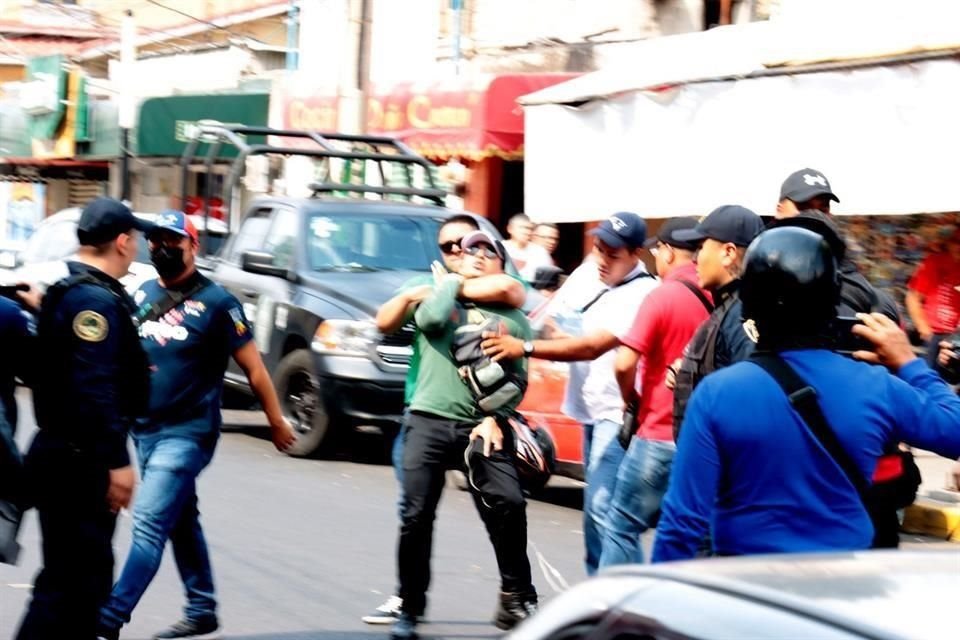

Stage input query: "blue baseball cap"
[
  {"left": 589, "top": 212, "right": 647, "bottom": 249},
  {"left": 149, "top": 210, "right": 198, "bottom": 244},
  {"left": 77, "top": 197, "right": 155, "bottom": 246},
  {"left": 673, "top": 205, "right": 764, "bottom": 248}
]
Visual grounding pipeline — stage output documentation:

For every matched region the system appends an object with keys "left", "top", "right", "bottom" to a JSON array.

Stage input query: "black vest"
[
  {"left": 672, "top": 286, "right": 741, "bottom": 441},
  {"left": 33, "top": 272, "right": 150, "bottom": 439}
]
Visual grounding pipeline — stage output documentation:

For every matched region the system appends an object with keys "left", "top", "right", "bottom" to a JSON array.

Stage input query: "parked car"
[
  {"left": 0, "top": 207, "right": 228, "bottom": 294},
  {"left": 510, "top": 550, "right": 960, "bottom": 640}
]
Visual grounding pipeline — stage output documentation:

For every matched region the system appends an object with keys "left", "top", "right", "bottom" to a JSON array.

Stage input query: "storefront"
[
  {"left": 0, "top": 55, "right": 108, "bottom": 242},
  {"left": 135, "top": 92, "right": 270, "bottom": 216},
  {"left": 268, "top": 73, "right": 581, "bottom": 268},
  {"left": 270, "top": 73, "right": 577, "bottom": 223}
]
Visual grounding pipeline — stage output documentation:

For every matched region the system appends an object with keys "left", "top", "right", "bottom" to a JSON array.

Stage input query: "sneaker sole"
[
  {"left": 154, "top": 631, "right": 222, "bottom": 640},
  {"left": 361, "top": 614, "right": 397, "bottom": 625}
]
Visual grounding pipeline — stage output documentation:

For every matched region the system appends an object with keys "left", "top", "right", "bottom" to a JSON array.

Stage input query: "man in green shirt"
[
  {"left": 391, "top": 230, "right": 537, "bottom": 639},
  {"left": 366, "top": 215, "right": 525, "bottom": 626}
]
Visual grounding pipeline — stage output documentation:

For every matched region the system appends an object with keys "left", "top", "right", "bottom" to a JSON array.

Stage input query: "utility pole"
[
  {"left": 286, "top": 0, "right": 299, "bottom": 71},
  {"left": 357, "top": 0, "right": 372, "bottom": 133},
  {"left": 451, "top": 0, "right": 463, "bottom": 75},
  {"left": 118, "top": 9, "right": 135, "bottom": 203}
]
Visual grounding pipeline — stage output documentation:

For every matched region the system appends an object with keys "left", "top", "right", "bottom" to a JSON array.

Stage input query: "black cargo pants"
[
  {"left": 397, "top": 411, "right": 533, "bottom": 617},
  {"left": 15, "top": 431, "right": 117, "bottom": 640}
]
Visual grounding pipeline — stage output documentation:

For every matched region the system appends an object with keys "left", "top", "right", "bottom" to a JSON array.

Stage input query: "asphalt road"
[
  {"left": 2, "top": 396, "right": 953, "bottom": 639},
  {"left": 1, "top": 398, "right": 592, "bottom": 640}
]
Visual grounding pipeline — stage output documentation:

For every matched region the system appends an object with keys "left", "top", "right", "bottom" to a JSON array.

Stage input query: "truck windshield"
[{"left": 307, "top": 214, "right": 439, "bottom": 272}]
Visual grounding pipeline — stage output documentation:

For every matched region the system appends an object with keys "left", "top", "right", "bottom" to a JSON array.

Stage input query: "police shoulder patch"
[
  {"left": 742, "top": 318, "right": 759, "bottom": 344},
  {"left": 73, "top": 310, "right": 109, "bottom": 342}
]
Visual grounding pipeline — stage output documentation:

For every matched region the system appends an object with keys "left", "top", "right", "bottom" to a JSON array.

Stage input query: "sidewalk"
[{"left": 902, "top": 450, "right": 960, "bottom": 542}]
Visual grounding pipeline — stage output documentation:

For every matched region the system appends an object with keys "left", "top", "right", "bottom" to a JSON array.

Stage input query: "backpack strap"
[
  {"left": 749, "top": 352, "right": 868, "bottom": 500},
  {"left": 676, "top": 278, "right": 714, "bottom": 313},
  {"left": 579, "top": 270, "right": 654, "bottom": 313}
]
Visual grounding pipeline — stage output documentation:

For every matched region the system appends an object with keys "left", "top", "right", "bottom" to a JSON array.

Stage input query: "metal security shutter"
[{"left": 67, "top": 180, "right": 105, "bottom": 207}]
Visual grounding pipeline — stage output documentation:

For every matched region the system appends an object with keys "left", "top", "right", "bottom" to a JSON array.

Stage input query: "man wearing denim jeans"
[
  {"left": 602, "top": 218, "right": 712, "bottom": 567},
  {"left": 482, "top": 213, "right": 658, "bottom": 576},
  {"left": 97, "top": 212, "right": 295, "bottom": 640}
]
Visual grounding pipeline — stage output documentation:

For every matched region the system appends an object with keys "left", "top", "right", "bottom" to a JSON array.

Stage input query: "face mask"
[{"left": 151, "top": 245, "right": 186, "bottom": 280}]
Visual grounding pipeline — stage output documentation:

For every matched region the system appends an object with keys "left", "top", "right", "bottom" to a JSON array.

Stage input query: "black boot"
[
  {"left": 390, "top": 611, "right": 419, "bottom": 640},
  {"left": 493, "top": 589, "right": 538, "bottom": 630}
]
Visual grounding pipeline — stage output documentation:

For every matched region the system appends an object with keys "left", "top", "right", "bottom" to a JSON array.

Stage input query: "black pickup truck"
[{"left": 184, "top": 125, "right": 500, "bottom": 456}]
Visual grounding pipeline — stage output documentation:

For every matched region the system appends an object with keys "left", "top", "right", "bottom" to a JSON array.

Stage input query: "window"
[
  {"left": 307, "top": 214, "right": 439, "bottom": 272},
  {"left": 263, "top": 207, "right": 299, "bottom": 269},
  {"left": 225, "top": 209, "right": 273, "bottom": 264}
]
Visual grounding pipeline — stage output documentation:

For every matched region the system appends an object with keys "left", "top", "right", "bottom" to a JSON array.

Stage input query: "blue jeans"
[
  {"left": 582, "top": 419, "right": 625, "bottom": 576},
  {"left": 599, "top": 437, "right": 676, "bottom": 569},
  {"left": 99, "top": 435, "right": 216, "bottom": 630},
  {"left": 392, "top": 425, "right": 406, "bottom": 518}
]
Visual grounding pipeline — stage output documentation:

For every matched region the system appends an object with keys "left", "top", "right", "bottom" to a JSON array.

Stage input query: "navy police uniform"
[{"left": 16, "top": 200, "right": 152, "bottom": 640}]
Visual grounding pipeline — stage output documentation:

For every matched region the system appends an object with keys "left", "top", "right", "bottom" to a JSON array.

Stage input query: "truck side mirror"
[{"left": 240, "top": 250, "right": 298, "bottom": 282}]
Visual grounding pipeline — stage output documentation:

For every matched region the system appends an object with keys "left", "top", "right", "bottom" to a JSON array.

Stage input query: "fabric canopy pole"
[{"left": 523, "top": 57, "right": 960, "bottom": 222}]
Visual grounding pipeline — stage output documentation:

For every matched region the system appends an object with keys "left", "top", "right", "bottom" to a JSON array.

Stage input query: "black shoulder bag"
[
  {"left": 749, "top": 352, "right": 869, "bottom": 501},
  {"left": 137, "top": 275, "right": 212, "bottom": 324}
]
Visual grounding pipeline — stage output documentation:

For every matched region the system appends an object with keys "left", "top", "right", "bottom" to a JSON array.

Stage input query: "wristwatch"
[{"left": 522, "top": 340, "right": 535, "bottom": 357}]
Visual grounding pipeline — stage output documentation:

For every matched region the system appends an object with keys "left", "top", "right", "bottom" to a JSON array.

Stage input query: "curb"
[{"left": 902, "top": 497, "right": 960, "bottom": 542}]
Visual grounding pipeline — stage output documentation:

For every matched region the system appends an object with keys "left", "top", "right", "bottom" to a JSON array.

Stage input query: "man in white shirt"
[
  {"left": 503, "top": 213, "right": 554, "bottom": 283},
  {"left": 482, "top": 212, "right": 658, "bottom": 575}
]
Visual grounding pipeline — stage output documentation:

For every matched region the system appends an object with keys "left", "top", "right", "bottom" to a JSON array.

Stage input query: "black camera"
[
  {"left": 0, "top": 284, "right": 28, "bottom": 302},
  {"left": 830, "top": 316, "right": 873, "bottom": 356},
  {"left": 939, "top": 332, "right": 960, "bottom": 383}
]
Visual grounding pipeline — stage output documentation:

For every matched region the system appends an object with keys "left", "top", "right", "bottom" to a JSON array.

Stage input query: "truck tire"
[{"left": 273, "top": 349, "right": 331, "bottom": 457}]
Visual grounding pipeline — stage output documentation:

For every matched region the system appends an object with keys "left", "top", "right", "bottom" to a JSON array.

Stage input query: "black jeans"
[
  {"left": 16, "top": 431, "right": 116, "bottom": 640},
  {"left": 397, "top": 412, "right": 533, "bottom": 617}
]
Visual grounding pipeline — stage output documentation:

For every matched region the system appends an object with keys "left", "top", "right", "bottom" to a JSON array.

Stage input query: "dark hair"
[{"left": 440, "top": 214, "right": 481, "bottom": 232}]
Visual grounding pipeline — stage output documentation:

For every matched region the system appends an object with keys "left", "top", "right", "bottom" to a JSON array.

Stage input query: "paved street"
[
  {"left": 2, "top": 393, "right": 955, "bottom": 639},
  {"left": 1, "top": 394, "right": 590, "bottom": 640}
]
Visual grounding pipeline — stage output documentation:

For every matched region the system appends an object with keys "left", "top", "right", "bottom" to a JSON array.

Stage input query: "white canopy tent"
[{"left": 520, "top": 4, "right": 960, "bottom": 221}]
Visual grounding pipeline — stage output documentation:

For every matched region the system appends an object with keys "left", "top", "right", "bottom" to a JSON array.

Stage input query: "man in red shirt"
[
  {"left": 599, "top": 217, "right": 713, "bottom": 568},
  {"left": 906, "top": 228, "right": 960, "bottom": 371}
]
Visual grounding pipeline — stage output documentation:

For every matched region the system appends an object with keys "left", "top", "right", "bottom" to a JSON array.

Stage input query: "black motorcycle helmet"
[{"left": 740, "top": 227, "right": 840, "bottom": 346}]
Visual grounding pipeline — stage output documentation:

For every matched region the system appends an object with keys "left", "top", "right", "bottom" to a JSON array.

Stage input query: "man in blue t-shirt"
[{"left": 98, "top": 211, "right": 295, "bottom": 640}]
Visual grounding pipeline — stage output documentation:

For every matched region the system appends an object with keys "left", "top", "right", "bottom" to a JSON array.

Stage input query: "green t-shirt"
[
  {"left": 394, "top": 273, "right": 528, "bottom": 406},
  {"left": 397, "top": 274, "right": 433, "bottom": 405},
  {"left": 409, "top": 276, "right": 532, "bottom": 422}
]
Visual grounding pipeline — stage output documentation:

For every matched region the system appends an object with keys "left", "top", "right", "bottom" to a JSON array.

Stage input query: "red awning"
[{"left": 366, "top": 74, "right": 579, "bottom": 161}]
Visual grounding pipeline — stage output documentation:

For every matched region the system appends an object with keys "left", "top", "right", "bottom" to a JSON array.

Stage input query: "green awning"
[{"left": 137, "top": 93, "right": 269, "bottom": 157}]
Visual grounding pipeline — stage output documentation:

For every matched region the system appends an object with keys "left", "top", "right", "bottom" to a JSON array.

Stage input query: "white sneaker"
[{"left": 362, "top": 595, "right": 403, "bottom": 624}]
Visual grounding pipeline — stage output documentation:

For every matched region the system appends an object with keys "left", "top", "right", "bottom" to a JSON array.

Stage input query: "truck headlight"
[{"left": 312, "top": 319, "right": 380, "bottom": 356}]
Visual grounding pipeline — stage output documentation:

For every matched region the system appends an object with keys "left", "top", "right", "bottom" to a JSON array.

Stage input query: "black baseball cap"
[
  {"left": 643, "top": 217, "right": 700, "bottom": 251},
  {"left": 589, "top": 212, "right": 647, "bottom": 249},
  {"left": 673, "top": 205, "right": 764, "bottom": 247},
  {"left": 779, "top": 168, "right": 840, "bottom": 204},
  {"left": 77, "top": 197, "right": 155, "bottom": 246}
]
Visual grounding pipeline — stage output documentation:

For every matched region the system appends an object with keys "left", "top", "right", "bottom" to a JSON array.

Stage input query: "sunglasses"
[
  {"left": 464, "top": 244, "right": 500, "bottom": 259},
  {"left": 438, "top": 239, "right": 463, "bottom": 254}
]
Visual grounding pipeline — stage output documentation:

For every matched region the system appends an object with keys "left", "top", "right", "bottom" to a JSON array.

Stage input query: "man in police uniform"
[
  {"left": 16, "top": 197, "right": 154, "bottom": 640},
  {"left": 669, "top": 205, "right": 764, "bottom": 437},
  {"left": 97, "top": 211, "right": 295, "bottom": 640}
]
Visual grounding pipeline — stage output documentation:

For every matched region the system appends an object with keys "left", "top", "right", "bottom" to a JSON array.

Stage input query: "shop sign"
[{"left": 366, "top": 90, "right": 480, "bottom": 134}]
